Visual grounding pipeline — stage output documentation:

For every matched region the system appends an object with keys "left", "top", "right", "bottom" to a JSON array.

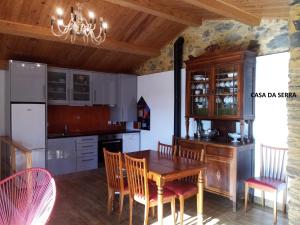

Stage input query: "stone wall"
[
  {"left": 287, "top": 1, "right": 300, "bottom": 225},
  {"left": 136, "top": 19, "right": 288, "bottom": 75}
]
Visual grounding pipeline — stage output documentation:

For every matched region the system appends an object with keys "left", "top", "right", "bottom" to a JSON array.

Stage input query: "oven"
[{"left": 98, "top": 134, "right": 123, "bottom": 167}]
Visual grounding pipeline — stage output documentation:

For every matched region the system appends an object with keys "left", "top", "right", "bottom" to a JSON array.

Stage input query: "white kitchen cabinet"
[
  {"left": 111, "top": 74, "right": 137, "bottom": 122},
  {"left": 10, "top": 61, "right": 47, "bottom": 103},
  {"left": 47, "top": 67, "right": 70, "bottom": 105},
  {"left": 76, "top": 136, "right": 98, "bottom": 172},
  {"left": 69, "top": 70, "right": 93, "bottom": 106},
  {"left": 122, "top": 133, "right": 140, "bottom": 153},
  {"left": 47, "top": 138, "right": 76, "bottom": 176},
  {"left": 93, "top": 73, "right": 118, "bottom": 105}
]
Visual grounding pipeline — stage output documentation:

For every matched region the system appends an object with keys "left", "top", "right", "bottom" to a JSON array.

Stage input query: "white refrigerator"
[{"left": 11, "top": 103, "right": 46, "bottom": 169}]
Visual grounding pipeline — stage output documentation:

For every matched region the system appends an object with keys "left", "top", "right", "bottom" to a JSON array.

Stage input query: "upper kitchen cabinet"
[
  {"left": 185, "top": 51, "right": 256, "bottom": 121},
  {"left": 111, "top": 74, "right": 137, "bottom": 122},
  {"left": 48, "top": 67, "right": 70, "bottom": 105},
  {"left": 92, "top": 73, "right": 117, "bottom": 105},
  {"left": 10, "top": 61, "right": 47, "bottom": 103},
  {"left": 70, "top": 70, "right": 93, "bottom": 106}
]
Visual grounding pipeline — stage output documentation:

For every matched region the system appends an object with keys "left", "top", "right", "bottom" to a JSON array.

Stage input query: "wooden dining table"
[{"left": 126, "top": 150, "right": 206, "bottom": 225}]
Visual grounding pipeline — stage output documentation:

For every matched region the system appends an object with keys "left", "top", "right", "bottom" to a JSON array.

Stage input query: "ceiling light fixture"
[{"left": 50, "top": 3, "right": 108, "bottom": 45}]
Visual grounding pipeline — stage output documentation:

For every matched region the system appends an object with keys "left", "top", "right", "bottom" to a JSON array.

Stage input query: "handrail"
[{"left": 0, "top": 136, "right": 32, "bottom": 179}]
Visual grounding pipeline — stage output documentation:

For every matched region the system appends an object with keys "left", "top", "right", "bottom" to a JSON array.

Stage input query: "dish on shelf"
[
  {"left": 228, "top": 133, "right": 240, "bottom": 142},
  {"left": 227, "top": 72, "right": 237, "bottom": 78},
  {"left": 216, "top": 96, "right": 222, "bottom": 104},
  {"left": 195, "top": 90, "right": 201, "bottom": 95}
]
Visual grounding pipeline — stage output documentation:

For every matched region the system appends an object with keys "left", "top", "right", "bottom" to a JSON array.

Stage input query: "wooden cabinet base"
[{"left": 178, "top": 138, "right": 254, "bottom": 211}]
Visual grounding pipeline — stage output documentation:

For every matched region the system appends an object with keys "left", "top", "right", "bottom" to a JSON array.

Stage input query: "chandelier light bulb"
[
  {"left": 88, "top": 11, "right": 95, "bottom": 19},
  {"left": 56, "top": 7, "right": 63, "bottom": 16},
  {"left": 57, "top": 19, "right": 64, "bottom": 26},
  {"left": 102, "top": 21, "right": 108, "bottom": 29}
]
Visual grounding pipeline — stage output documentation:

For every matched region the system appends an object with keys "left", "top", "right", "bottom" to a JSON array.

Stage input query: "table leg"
[
  {"left": 157, "top": 176, "right": 164, "bottom": 225},
  {"left": 197, "top": 170, "right": 204, "bottom": 225}
]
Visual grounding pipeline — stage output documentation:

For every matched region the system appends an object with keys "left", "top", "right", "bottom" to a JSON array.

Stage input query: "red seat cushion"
[
  {"left": 245, "top": 177, "right": 286, "bottom": 190},
  {"left": 165, "top": 181, "right": 197, "bottom": 197},
  {"left": 134, "top": 182, "right": 176, "bottom": 203}
]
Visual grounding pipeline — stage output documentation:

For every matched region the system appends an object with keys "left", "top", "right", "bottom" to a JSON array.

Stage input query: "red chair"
[
  {"left": 0, "top": 168, "right": 56, "bottom": 225},
  {"left": 244, "top": 144, "right": 288, "bottom": 224}
]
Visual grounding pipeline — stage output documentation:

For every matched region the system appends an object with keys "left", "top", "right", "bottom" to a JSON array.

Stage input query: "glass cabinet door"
[
  {"left": 48, "top": 69, "right": 69, "bottom": 104},
  {"left": 190, "top": 68, "right": 211, "bottom": 116},
  {"left": 214, "top": 64, "right": 239, "bottom": 116},
  {"left": 70, "top": 72, "right": 92, "bottom": 105}
]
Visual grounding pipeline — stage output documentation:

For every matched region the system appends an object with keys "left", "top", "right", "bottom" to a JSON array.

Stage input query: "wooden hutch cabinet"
[
  {"left": 180, "top": 50, "right": 256, "bottom": 211},
  {"left": 185, "top": 51, "right": 256, "bottom": 139}
]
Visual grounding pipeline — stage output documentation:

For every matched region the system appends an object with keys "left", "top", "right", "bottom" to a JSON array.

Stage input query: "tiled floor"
[{"left": 48, "top": 169, "right": 288, "bottom": 225}]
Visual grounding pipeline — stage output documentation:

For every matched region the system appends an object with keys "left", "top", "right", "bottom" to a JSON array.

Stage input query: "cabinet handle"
[
  {"left": 81, "top": 145, "right": 94, "bottom": 148},
  {"left": 82, "top": 159, "right": 94, "bottom": 162},
  {"left": 94, "top": 90, "right": 96, "bottom": 102},
  {"left": 216, "top": 170, "right": 221, "bottom": 182},
  {"left": 81, "top": 138, "right": 94, "bottom": 141},
  {"left": 81, "top": 152, "right": 94, "bottom": 155}
]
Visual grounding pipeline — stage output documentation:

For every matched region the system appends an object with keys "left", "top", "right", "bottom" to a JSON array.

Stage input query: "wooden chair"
[
  {"left": 103, "top": 149, "right": 129, "bottom": 221},
  {"left": 157, "top": 141, "right": 176, "bottom": 156},
  {"left": 124, "top": 154, "right": 176, "bottom": 225},
  {"left": 244, "top": 144, "right": 288, "bottom": 224},
  {"left": 165, "top": 146, "right": 205, "bottom": 225}
]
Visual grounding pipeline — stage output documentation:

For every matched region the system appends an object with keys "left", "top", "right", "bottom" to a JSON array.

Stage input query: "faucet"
[{"left": 64, "top": 124, "right": 68, "bottom": 135}]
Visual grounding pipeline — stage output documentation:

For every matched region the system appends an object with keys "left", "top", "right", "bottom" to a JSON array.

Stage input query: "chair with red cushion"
[
  {"left": 244, "top": 144, "right": 288, "bottom": 224},
  {"left": 165, "top": 146, "right": 204, "bottom": 225},
  {"left": 0, "top": 168, "right": 56, "bottom": 225},
  {"left": 103, "top": 149, "right": 129, "bottom": 220},
  {"left": 124, "top": 154, "right": 176, "bottom": 225}
]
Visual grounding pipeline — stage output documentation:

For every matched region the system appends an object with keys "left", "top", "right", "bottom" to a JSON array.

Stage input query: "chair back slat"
[
  {"left": 157, "top": 142, "right": 176, "bottom": 156},
  {"left": 260, "top": 144, "right": 288, "bottom": 181},
  {"left": 103, "top": 149, "right": 124, "bottom": 191},
  {"left": 178, "top": 146, "right": 204, "bottom": 183},
  {"left": 125, "top": 154, "right": 149, "bottom": 200}
]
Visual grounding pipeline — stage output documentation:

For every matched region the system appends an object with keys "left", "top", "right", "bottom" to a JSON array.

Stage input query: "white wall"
[
  {"left": 0, "top": 70, "right": 6, "bottom": 136},
  {"left": 137, "top": 69, "right": 196, "bottom": 150}
]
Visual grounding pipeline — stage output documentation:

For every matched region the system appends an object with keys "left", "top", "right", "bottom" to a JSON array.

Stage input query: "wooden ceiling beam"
[
  {"left": 103, "top": 0, "right": 201, "bottom": 26},
  {"left": 0, "top": 19, "right": 160, "bottom": 57},
  {"left": 182, "top": 0, "right": 261, "bottom": 26}
]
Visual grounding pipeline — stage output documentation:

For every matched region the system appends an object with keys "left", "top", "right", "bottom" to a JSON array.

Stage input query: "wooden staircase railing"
[{"left": 0, "top": 136, "right": 32, "bottom": 179}]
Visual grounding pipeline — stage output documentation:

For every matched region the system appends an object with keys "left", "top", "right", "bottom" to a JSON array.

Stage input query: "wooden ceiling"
[{"left": 0, "top": 0, "right": 289, "bottom": 73}]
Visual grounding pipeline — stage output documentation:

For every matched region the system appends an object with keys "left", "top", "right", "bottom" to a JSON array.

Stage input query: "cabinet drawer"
[
  {"left": 205, "top": 157, "right": 230, "bottom": 196},
  {"left": 77, "top": 156, "right": 97, "bottom": 171},
  {"left": 206, "top": 146, "right": 233, "bottom": 158},
  {"left": 76, "top": 136, "right": 98, "bottom": 144},
  {"left": 178, "top": 140, "right": 204, "bottom": 151},
  {"left": 77, "top": 148, "right": 97, "bottom": 157},
  {"left": 77, "top": 142, "right": 98, "bottom": 151}
]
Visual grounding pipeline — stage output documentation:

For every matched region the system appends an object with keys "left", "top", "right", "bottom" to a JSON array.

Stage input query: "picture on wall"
[{"left": 137, "top": 96, "right": 150, "bottom": 130}]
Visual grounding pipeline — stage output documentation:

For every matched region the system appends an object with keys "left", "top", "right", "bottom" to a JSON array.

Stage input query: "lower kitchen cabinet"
[
  {"left": 178, "top": 138, "right": 254, "bottom": 211},
  {"left": 47, "top": 138, "right": 77, "bottom": 176},
  {"left": 76, "top": 136, "right": 98, "bottom": 172},
  {"left": 47, "top": 136, "right": 98, "bottom": 175},
  {"left": 122, "top": 133, "right": 140, "bottom": 153}
]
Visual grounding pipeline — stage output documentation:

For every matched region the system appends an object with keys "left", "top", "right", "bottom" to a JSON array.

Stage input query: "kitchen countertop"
[{"left": 47, "top": 129, "right": 140, "bottom": 139}]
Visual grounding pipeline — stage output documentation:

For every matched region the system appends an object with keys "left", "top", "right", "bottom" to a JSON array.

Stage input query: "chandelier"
[{"left": 50, "top": 3, "right": 108, "bottom": 45}]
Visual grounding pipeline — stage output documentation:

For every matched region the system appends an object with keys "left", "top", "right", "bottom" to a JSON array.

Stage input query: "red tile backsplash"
[{"left": 47, "top": 105, "right": 125, "bottom": 134}]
